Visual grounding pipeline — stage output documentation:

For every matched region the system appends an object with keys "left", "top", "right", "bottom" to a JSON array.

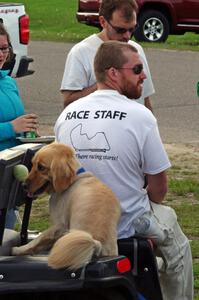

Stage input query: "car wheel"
[{"left": 134, "top": 10, "right": 170, "bottom": 42}]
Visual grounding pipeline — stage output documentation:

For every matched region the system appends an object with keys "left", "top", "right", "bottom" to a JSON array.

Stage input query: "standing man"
[
  {"left": 55, "top": 41, "right": 193, "bottom": 300},
  {"left": 61, "top": 0, "right": 154, "bottom": 111}
]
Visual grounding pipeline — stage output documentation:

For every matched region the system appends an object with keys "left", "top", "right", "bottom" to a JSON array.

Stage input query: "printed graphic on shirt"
[
  {"left": 65, "top": 110, "right": 127, "bottom": 120},
  {"left": 76, "top": 152, "right": 119, "bottom": 162},
  {"left": 65, "top": 109, "right": 127, "bottom": 161},
  {"left": 70, "top": 123, "right": 110, "bottom": 153}
]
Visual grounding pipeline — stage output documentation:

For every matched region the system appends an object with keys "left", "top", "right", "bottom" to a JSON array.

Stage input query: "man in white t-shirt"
[
  {"left": 55, "top": 41, "right": 193, "bottom": 300},
  {"left": 61, "top": 0, "right": 154, "bottom": 111}
]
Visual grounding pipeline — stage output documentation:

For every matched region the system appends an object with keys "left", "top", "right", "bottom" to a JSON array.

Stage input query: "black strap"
[{"left": 20, "top": 196, "right": 33, "bottom": 245}]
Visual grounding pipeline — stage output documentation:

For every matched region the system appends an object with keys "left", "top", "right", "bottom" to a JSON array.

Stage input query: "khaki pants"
[{"left": 150, "top": 202, "right": 193, "bottom": 300}]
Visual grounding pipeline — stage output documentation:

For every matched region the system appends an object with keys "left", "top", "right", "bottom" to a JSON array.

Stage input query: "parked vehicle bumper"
[{"left": 16, "top": 56, "right": 34, "bottom": 77}]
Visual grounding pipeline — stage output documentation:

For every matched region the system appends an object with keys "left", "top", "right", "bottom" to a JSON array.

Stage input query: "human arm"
[
  {"left": 0, "top": 114, "right": 37, "bottom": 143},
  {"left": 0, "top": 75, "right": 38, "bottom": 141},
  {"left": 62, "top": 83, "right": 97, "bottom": 108},
  {"left": 146, "top": 171, "right": 168, "bottom": 204},
  {"left": 11, "top": 113, "right": 38, "bottom": 133},
  {"left": 142, "top": 116, "right": 171, "bottom": 202},
  {"left": 0, "top": 113, "right": 38, "bottom": 142},
  {"left": 61, "top": 40, "right": 97, "bottom": 108}
]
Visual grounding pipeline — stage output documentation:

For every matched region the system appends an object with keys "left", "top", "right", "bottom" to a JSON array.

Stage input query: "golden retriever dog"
[{"left": 12, "top": 143, "right": 121, "bottom": 270}]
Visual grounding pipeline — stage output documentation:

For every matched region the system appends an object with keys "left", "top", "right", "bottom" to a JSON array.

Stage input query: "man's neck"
[
  {"left": 97, "top": 82, "right": 122, "bottom": 94},
  {"left": 97, "top": 30, "right": 109, "bottom": 42}
]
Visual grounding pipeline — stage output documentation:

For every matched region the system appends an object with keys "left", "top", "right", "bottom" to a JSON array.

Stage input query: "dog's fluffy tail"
[{"left": 48, "top": 229, "right": 102, "bottom": 270}]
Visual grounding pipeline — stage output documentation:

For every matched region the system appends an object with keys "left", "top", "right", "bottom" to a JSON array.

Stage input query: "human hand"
[{"left": 11, "top": 114, "right": 39, "bottom": 133}]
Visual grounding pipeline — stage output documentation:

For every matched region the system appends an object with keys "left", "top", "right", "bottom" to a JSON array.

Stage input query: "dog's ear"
[{"left": 50, "top": 155, "right": 77, "bottom": 193}]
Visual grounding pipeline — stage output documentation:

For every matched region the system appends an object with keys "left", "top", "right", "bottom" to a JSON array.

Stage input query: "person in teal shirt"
[
  {"left": 0, "top": 69, "right": 28, "bottom": 149},
  {"left": 0, "top": 23, "right": 38, "bottom": 228}
]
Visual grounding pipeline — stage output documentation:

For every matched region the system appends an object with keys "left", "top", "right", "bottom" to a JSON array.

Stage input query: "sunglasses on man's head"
[
  {"left": 106, "top": 19, "right": 136, "bottom": 35},
  {"left": 119, "top": 64, "right": 143, "bottom": 75}
]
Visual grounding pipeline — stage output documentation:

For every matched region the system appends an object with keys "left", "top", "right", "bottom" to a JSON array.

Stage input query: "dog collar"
[{"left": 76, "top": 167, "right": 86, "bottom": 175}]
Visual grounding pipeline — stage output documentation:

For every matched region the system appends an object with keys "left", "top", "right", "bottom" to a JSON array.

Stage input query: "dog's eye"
[{"left": 38, "top": 163, "right": 46, "bottom": 172}]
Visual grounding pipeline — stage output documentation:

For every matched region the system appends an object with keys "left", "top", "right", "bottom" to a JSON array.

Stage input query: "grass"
[
  {"left": 165, "top": 144, "right": 199, "bottom": 299},
  {"left": 15, "top": 0, "right": 97, "bottom": 42},
  {"left": 169, "top": 178, "right": 199, "bottom": 200},
  {"left": 2, "top": 0, "right": 199, "bottom": 50}
]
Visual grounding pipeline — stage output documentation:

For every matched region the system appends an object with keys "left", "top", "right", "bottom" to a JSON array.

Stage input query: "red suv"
[{"left": 76, "top": 0, "right": 199, "bottom": 42}]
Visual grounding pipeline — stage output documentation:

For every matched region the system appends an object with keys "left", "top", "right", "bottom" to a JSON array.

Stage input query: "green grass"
[
  {"left": 169, "top": 178, "right": 199, "bottom": 200},
  {"left": 142, "top": 32, "right": 199, "bottom": 51},
  {"left": 165, "top": 145, "right": 199, "bottom": 299},
  {"left": 2, "top": 0, "right": 199, "bottom": 50},
  {"left": 15, "top": 0, "right": 98, "bottom": 42},
  {"left": 26, "top": 0, "right": 99, "bottom": 42},
  {"left": 174, "top": 204, "right": 199, "bottom": 299}
]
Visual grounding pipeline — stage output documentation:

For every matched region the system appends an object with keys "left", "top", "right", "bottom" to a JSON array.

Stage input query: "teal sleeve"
[{"left": 0, "top": 121, "right": 16, "bottom": 141}]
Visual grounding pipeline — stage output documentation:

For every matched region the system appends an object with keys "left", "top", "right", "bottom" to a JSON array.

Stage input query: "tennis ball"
[{"left": 13, "top": 164, "right": 29, "bottom": 182}]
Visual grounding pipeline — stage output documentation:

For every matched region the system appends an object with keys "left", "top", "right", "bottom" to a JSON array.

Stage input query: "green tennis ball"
[{"left": 13, "top": 164, "right": 29, "bottom": 182}]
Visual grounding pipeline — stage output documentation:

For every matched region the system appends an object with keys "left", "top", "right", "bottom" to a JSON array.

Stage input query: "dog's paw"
[
  {"left": 12, "top": 245, "right": 31, "bottom": 256},
  {"left": 12, "top": 246, "right": 22, "bottom": 256}
]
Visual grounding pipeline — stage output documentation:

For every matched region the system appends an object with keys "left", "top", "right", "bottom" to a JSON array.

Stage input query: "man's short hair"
[
  {"left": 99, "top": 0, "right": 138, "bottom": 21},
  {"left": 94, "top": 41, "right": 137, "bottom": 82}
]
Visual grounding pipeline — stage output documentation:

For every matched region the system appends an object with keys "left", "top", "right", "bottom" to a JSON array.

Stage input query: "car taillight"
[
  {"left": 19, "top": 15, "right": 29, "bottom": 44},
  {"left": 116, "top": 257, "right": 131, "bottom": 273}
]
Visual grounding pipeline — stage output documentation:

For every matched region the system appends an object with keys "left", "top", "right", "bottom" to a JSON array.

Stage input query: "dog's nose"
[{"left": 23, "top": 179, "right": 35, "bottom": 199}]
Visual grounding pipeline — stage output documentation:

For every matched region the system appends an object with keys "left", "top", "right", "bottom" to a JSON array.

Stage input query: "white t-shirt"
[
  {"left": 61, "top": 34, "right": 155, "bottom": 105},
  {"left": 54, "top": 90, "right": 171, "bottom": 238}
]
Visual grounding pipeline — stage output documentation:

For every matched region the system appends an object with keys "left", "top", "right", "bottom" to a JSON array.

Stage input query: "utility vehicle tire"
[{"left": 134, "top": 10, "right": 170, "bottom": 42}]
